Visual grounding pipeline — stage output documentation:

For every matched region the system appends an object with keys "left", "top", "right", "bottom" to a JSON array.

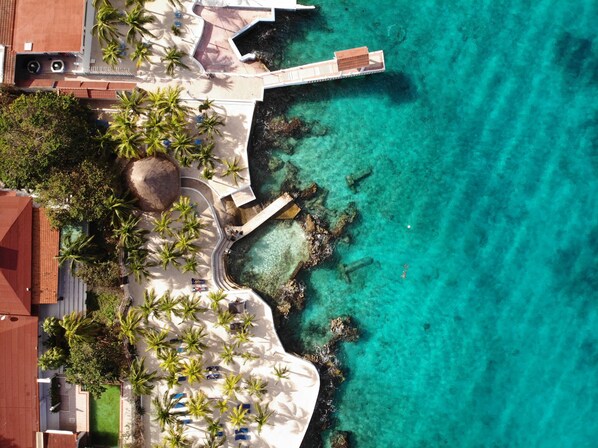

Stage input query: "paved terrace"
[{"left": 125, "top": 182, "right": 319, "bottom": 448}]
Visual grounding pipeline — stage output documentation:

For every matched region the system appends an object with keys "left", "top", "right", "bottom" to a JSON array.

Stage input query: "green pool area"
[{"left": 89, "top": 385, "right": 120, "bottom": 447}]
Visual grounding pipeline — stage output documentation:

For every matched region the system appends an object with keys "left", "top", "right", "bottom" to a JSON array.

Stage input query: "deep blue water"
[{"left": 237, "top": 0, "right": 598, "bottom": 446}]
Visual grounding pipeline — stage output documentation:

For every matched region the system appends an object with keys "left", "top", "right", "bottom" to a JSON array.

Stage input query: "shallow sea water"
[{"left": 235, "top": 0, "right": 598, "bottom": 446}]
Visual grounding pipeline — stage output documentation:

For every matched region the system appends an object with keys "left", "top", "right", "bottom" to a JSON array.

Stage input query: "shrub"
[{"left": 75, "top": 261, "right": 121, "bottom": 289}]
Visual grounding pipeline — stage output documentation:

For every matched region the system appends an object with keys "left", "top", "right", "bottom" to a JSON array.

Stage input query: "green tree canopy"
[
  {"left": 0, "top": 92, "right": 96, "bottom": 188},
  {"left": 37, "top": 158, "right": 118, "bottom": 227}
]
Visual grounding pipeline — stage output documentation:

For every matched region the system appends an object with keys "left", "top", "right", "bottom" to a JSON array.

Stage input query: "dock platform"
[{"left": 259, "top": 48, "right": 385, "bottom": 89}]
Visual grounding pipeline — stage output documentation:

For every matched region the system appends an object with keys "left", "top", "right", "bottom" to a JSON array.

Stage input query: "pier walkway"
[
  {"left": 259, "top": 48, "right": 385, "bottom": 89},
  {"left": 226, "top": 192, "right": 294, "bottom": 240}
]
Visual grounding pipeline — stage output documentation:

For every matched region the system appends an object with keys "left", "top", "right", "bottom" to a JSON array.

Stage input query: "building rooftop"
[
  {"left": 0, "top": 314, "right": 40, "bottom": 448},
  {"left": 32, "top": 208, "right": 59, "bottom": 305},
  {"left": 12, "top": 0, "right": 86, "bottom": 54},
  {"left": 0, "top": 194, "right": 32, "bottom": 316}
]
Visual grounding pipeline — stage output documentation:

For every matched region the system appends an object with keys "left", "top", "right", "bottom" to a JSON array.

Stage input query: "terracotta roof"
[
  {"left": 44, "top": 432, "right": 78, "bottom": 448},
  {"left": 107, "top": 82, "right": 137, "bottom": 91},
  {"left": 335, "top": 47, "right": 370, "bottom": 71},
  {"left": 0, "top": 314, "right": 40, "bottom": 448},
  {"left": 0, "top": 0, "right": 17, "bottom": 84},
  {"left": 0, "top": 196, "right": 32, "bottom": 316},
  {"left": 12, "top": 0, "right": 85, "bottom": 53},
  {"left": 31, "top": 208, "right": 59, "bottom": 305}
]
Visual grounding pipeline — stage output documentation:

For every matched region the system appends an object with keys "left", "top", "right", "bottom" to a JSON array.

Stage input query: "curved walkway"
[{"left": 177, "top": 177, "right": 320, "bottom": 448}]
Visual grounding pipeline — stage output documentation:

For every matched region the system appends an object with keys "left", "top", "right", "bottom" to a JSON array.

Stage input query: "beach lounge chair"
[
  {"left": 207, "top": 365, "right": 220, "bottom": 372},
  {"left": 206, "top": 373, "right": 221, "bottom": 380},
  {"left": 173, "top": 402, "right": 186, "bottom": 409},
  {"left": 191, "top": 278, "right": 206, "bottom": 285},
  {"left": 242, "top": 403, "right": 251, "bottom": 413},
  {"left": 235, "top": 434, "right": 250, "bottom": 441},
  {"left": 235, "top": 428, "right": 249, "bottom": 434},
  {"left": 177, "top": 376, "right": 187, "bottom": 383},
  {"left": 170, "top": 392, "right": 186, "bottom": 400},
  {"left": 176, "top": 347, "right": 185, "bottom": 353}
]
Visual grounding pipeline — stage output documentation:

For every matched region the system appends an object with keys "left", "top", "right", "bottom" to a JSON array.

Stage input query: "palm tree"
[
  {"left": 233, "top": 328, "right": 252, "bottom": 347},
  {"left": 139, "top": 288, "right": 159, "bottom": 321},
  {"left": 253, "top": 402, "right": 274, "bottom": 434},
  {"left": 245, "top": 376, "right": 268, "bottom": 399},
  {"left": 161, "top": 86, "right": 190, "bottom": 119},
  {"left": 171, "top": 196, "right": 194, "bottom": 221},
  {"left": 114, "top": 130, "right": 143, "bottom": 159},
  {"left": 163, "top": 422, "right": 191, "bottom": 448},
  {"left": 143, "top": 328, "right": 170, "bottom": 353},
  {"left": 174, "top": 232, "right": 199, "bottom": 255},
  {"left": 158, "top": 291, "right": 180, "bottom": 320},
  {"left": 152, "top": 391, "right": 179, "bottom": 431},
  {"left": 131, "top": 41, "right": 153, "bottom": 68},
  {"left": 144, "top": 128, "right": 168, "bottom": 157},
  {"left": 215, "top": 309, "right": 234, "bottom": 330},
  {"left": 207, "top": 289, "right": 227, "bottom": 312},
  {"left": 158, "top": 348, "right": 180, "bottom": 374},
  {"left": 201, "top": 433, "right": 226, "bottom": 448},
  {"left": 163, "top": 370, "right": 180, "bottom": 389},
  {"left": 128, "top": 250, "right": 151, "bottom": 282},
  {"left": 109, "top": 109, "right": 138, "bottom": 136},
  {"left": 144, "top": 109, "right": 168, "bottom": 136},
  {"left": 105, "top": 190, "right": 137, "bottom": 226},
  {"left": 129, "top": 357, "right": 158, "bottom": 396},
  {"left": 181, "top": 256, "right": 199, "bottom": 274},
  {"left": 152, "top": 210, "right": 174, "bottom": 238},
  {"left": 113, "top": 215, "right": 145, "bottom": 249},
  {"left": 162, "top": 46, "right": 189, "bottom": 76},
  {"left": 240, "top": 351, "right": 259, "bottom": 365},
  {"left": 93, "top": 3, "right": 121, "bottom": 44},
  {"left": 195, "top": 141, "right": 218, "bottom": 170},
  {"left": 122, "top": 5, "right": 156, "bottom": 43},
  {"left": 273, "top": 364, "right": 290, "bottom": 382},
  {"left": 228, "top": 404, "right": 248, "bottom": 429},
  {"left": 220, "top": 343, "right": 236, "bottom": 365},
  {"left": 181, "top": 326, "right": 207, "bottom": 355},
  {"left": 116, "top": 89, "right": 147, "bottom": 115},
  {"left": 118, "top": 308, "right": 143, "bottom": 344},
  {"left": 102, "top": 40, "right": 123, "bottom": 68},
  {"left": 198, "top": 98, "right": 215, "bottom": 113},
  {"left": 60, "top": 311, "right": 97, "bottom": 345},
  {"left": 170, "top": 130, "right": 195, "bottom": 165},
  {"left": 182, "top": 358, "right": 204, "bottom": 385},
  {"left": 221, "top": 157, "right": 245, "bottom": 185},
  {"left": 182, "top": 215, "right": 204, "bottom": 238},
  {"left": 222, "top": 373, "right": 242, "bottom": 399},
  {"left": 186, "top": 390, "right": 210, "bottom": 419},
  {"left": 156, "top": 242, "right": 181, "bottom": 270},
  {"left": 56, "top": 234, "right": 96, "bottom": 272},
  {"left": 178, "top": 295, "right": 203, "bottom": 321},
  {"left": 197, "top": 113, "right": 224, "bottom": 139},
  {"left": 215, "top": 399, "right": 228, "bottom": 415},
  {"left": 42, "top": 316, "right": 61, "bottom": 337},
  {"left": 241, "top": 312, "right": 256, "bottom": 331}
]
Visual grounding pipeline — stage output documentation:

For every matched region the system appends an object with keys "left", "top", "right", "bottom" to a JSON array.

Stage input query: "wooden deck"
[
  {"left": 259, "top": 50, "right": 385, "bottom": 89},
  {"left": 227, "top": 193, "right": 294, "bottom": 240}
]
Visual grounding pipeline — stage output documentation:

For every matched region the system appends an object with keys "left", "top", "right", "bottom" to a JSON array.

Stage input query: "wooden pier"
[
  {"left": 227, "top": 193, "right": 295, "bottom": 240},
  {"left": 258, "top": 47, "right": 385, "bottom": 89}
]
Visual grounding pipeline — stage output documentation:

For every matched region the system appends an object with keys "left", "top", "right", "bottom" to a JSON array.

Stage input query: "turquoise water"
[{"left": 240, "top": 0, "right": 598, "bottom": 446}]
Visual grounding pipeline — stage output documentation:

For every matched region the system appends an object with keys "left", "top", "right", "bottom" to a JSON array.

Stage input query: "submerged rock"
[
  {"left": 276, "top": 279, "right": 306, "bottom": 317},
  {"left": 331, "top": 431, "right": 352, "bottom": 448},
  {"left": 330, "top": 316, "right": 360, "bottom": 343}
]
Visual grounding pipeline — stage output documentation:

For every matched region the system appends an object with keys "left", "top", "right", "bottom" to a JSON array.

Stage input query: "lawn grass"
[{"left": 89, "top": 385, "right": 120, "bottom": 447}]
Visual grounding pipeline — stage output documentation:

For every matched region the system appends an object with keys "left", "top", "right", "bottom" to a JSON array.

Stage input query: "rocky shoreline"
[{"left": 230, "top": 93, "right": 364, "bottom": 447}]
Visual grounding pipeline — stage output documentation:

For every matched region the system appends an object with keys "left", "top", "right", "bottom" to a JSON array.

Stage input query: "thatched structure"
[{"left": 125, "top": 157, "right": 180, "bottom": 212}]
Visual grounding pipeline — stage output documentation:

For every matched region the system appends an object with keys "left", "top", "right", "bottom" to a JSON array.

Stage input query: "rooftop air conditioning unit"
[
  {"left": 50, "top": 60, "right": 65, "bottom": 73},
  {"left": 26, "top": 60, "right": 40, "bottom": 74}
]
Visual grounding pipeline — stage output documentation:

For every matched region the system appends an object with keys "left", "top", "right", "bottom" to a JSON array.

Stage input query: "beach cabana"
[{"left": 125, "top": 156, "right": 180, "bottom": 212}]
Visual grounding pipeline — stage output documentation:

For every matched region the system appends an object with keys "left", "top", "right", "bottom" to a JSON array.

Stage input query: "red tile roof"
[
  {"left": 0, "top": 0, "right": 17, "bottom": 84},
  {"left": 335, "top": 47, "right": 370, "bottom": 71},
  {"left": 0, "top": 196, "right": 32, "bottom": 315},
  {"left": 44, "top": 432, "right": 78, "bottom": 448},
  {"left": 0, "top": 314, "right": 40, "bottom": 448},
  {"left": 31, "top": 208, "right": 59, "bottom": 304},
  {"left": 12, "top": 0, "right": 85, "bottom": 53}
]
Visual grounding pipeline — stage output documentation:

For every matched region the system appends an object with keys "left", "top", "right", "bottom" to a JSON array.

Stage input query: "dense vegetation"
[{"left": 0, "top": 90, "right": 120, "bottom": 227}]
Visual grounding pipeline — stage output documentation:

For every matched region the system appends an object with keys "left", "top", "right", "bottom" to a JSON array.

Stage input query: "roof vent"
[{"left": 24, "top": 42, "right": 33, "bottom": 51}]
